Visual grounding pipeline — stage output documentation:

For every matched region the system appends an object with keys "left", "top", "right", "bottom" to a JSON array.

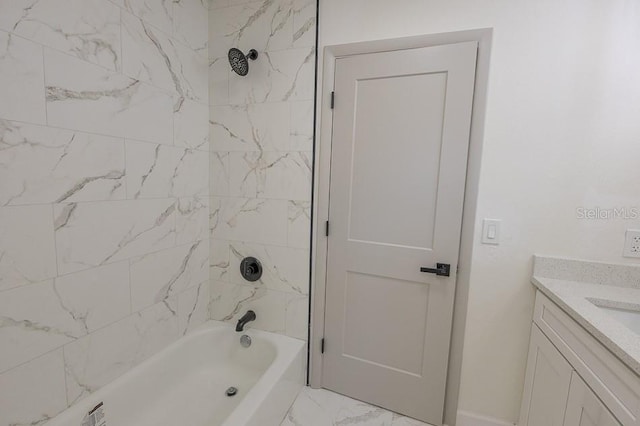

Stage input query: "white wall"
[{"left": 318, "top": 0, "right": 640, "bottom": 423}]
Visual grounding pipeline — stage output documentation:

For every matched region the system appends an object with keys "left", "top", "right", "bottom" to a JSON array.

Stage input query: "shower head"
[{"left": 228, "top": 48, "right": 258, "bottom": 76}]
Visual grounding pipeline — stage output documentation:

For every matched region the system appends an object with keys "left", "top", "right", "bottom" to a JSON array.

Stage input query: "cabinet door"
[
  {"left": 564, "top": 372, "right": 621, "bottom": 426},
  {"left": 519, "top": 325, "right": 573, "bottom": 426}
]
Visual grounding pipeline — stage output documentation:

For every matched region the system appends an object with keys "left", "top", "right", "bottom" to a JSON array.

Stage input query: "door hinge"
[
  {"left": 321, "top": 338, "right": 325, "bottom": 354},
  {"left": 325, "top": 220, "right": 329, "bottom": 237},
  {"left": 330, "top": 91, "right": 335, "bottom": 109}
]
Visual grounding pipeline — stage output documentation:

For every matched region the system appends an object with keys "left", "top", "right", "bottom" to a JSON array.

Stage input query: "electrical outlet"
[{"left": 623, "top": 229, "right": 640, "bottom": 258}]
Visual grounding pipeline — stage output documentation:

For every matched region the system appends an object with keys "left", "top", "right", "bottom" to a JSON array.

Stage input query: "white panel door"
[
  {"left": 519, "top": 325, "right": 573, "bottom": 426},
  {"left": 564, "top": 372, "right": 621, "bottom": 426},
  {"left": 322, "top": 42, "right": 478, "bottom": 424}
]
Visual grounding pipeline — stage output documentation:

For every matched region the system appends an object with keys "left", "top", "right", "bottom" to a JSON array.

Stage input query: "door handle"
[{"left": 420, "top": 263, "right": 451, "bottom": 277}]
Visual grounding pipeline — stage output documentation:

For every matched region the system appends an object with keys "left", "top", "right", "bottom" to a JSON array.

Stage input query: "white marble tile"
[
  {"left": 209, "top": 281, "right": 286, "bottom": 333},
  {"left": 285, "top": 294, "right": 308, "bottom": 340},
  {"left": 208, "top": 1, "right": 294, "bottom": 59},
  {"left": 174, "top": 99, "right": 209, "bottom": 150},
  {"left": 64, "top": 300, "right": 179, "bottom": 404},
  {"left": 227, "top": 0, "right": 264, "bottom": 5},
  {"left": 126, "top": 140, "right": 183, "bottom": 198},
  {"left": 178, "top": 280, "right": 210, "bottom": 335},
  {"left": 0, "top": 31, "right": 45, "bottom": 124},
  {"left": 290, "top": 100, "right": 314, "bottom": 151},
  {"left": 175, "top": 41, "right": 209, "bottom": 104},
  {"left": 0, "top": 120, "right": 126, "bottom": 206},
  {"left": 0, "top": 205, "right": 56, "bottom": 291},
  {"left": 228, "top": 241, "right": 309, "bottom": 294},
  {"left": 121, "top": 11, "right": 207, "bottom": 104},
  {"left": 210, "top": 238, "right": 231, "bottom": 282},
  {"left": 288, "top": 200, "right": 310, "bottom": 249},
  {"left": 209, "top": 56, "right": 229, "bottom": 105},
  {"left": 122, "top": 0, "right": 175, "bottom": 34},
  {"left": 211, "top": 196, "right": 288, "bottom": 245},
  {"left": 130, "top": 240, "right": 208, "bottom": 311},
  {"left": 228, "top": 151, "right": 311, "bottom": 200},
  {"left": 44, "top": 48, "right": 174, "bottom": 145},
  {"left": 54, "top": 199, "right": 176, "bottom": 274},
  {"left": 0, "top": 349, "right": 67, "bottom": 426},
  {"left": 0, "top": 279, "right": 81, "bottom": 374},
  {"left": 208, "top": 0, "right": 230, "bottom": 10},
  {"left": 176, "top": 197, "right": 210, "bottom": 244},
  {"left": 210, "top": 103, "right": 290, "bottom": 152},
  {"left": 210, "top": 151, "right": 231, "bottom": 196},
  {"left": 229, "top": 47, "right": 315, "bottom": 104},
  {"left": 121, "top": 10, "right": 179, "bottom": 94},
  {"left": 0, "top": 261, "right": 130, "bottom": 374},
  {"left": 292, "top": 0, "right": 316, "bottom": 48},
  {"left": 54, "top": 262, "right": 131, "bottom": 334},
  {"left": 0, "top": 0, "right": 122, "bottom": 71},
  {"left": 170, "top": 148, "right": 209, "bottom": 198},
  {"left": 173, "top": 0, "right": 209, "bottom": 53},
  {"left": 126, "top": 140, "right": 208, "bottom": 198},
  {"left": 281, "top": 387, "right": 432, "bottom": 426}
]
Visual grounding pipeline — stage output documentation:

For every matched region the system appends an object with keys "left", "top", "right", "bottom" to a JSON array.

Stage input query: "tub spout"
[{"left": 236, "top": 310, "right": 256, "bottom": 332}]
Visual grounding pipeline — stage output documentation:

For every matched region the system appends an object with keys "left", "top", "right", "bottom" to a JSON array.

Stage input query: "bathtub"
[{"left": 44, "top": 321, "right": 306, "bottom": 426}]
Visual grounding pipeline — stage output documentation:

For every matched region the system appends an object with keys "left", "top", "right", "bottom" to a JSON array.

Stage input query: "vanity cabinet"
[
  {"left": 565, "top": 372, "right": 621, "bottom": 426},
  {"left": 520, "top": 325, "right": 572, "bottom": 426},
  {"left": 519, "top": 291, "right": 640, "bottom": 426}
]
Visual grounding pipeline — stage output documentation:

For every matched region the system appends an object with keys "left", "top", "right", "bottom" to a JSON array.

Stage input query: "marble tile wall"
[
  {"left": 208, "top": 0, "right": 316, "bottom": 340},
  {"left": 0, "top": 1, "right": 209, "bottom": 425}
]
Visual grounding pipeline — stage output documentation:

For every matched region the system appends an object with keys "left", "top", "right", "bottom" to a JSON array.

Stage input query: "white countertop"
[{"left": 532, "top": 275, "right": 640, "bottom": 376}]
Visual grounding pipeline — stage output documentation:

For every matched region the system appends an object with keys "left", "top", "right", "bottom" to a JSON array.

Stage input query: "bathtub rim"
[{"left": 43, "top": 320, "right": 305, "bottom": 426}]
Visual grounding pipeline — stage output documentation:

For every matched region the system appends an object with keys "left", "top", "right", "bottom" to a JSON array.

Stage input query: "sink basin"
[{"left": 589, "top": 298, "right": 640, "bottom": 335}]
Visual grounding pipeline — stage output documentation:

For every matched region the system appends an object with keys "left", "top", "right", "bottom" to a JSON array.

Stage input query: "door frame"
[{"left": 309, "top": 29, "right": 492, "bottom": 425}]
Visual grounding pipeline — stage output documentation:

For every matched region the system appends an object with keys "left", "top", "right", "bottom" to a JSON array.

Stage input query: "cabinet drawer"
[{"left": 534, "top": 292, "right": 640, "bottom": 425}]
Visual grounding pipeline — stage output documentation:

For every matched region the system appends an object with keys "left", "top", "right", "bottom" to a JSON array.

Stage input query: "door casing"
[{"left": 309, "top": 29, "right": 493, "bottom": 426}]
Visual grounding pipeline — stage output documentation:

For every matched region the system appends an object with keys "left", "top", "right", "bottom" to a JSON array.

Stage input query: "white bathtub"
[{"left": 45, "top": 321, "right": 306, "bottom": 426}]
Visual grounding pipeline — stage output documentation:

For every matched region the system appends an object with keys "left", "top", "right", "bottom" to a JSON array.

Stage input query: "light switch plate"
[
  {"left": 623, "top": 229, "right": 640, "bottom": 258},
  {"left": 482, "top": 219, "right": 501, "bottom": 245}
]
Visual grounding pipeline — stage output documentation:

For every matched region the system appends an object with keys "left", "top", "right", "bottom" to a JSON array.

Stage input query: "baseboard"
[{"left": 456, "top": 410, "right": 516, "bottom": 426}]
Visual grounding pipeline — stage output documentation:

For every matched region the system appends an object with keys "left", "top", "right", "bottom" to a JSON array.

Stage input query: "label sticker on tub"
[{"left": 81, "top": 402, "right": 106, "bottom": 426}]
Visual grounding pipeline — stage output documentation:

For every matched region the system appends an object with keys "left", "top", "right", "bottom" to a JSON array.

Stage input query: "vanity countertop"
[{"left": 532, "top": 256, "right": 640, "bottom": 376}]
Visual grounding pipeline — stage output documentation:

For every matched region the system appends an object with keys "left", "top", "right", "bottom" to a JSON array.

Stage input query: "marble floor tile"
[{"left": 281, "top": 387, "right": 433, "bottom": 426}]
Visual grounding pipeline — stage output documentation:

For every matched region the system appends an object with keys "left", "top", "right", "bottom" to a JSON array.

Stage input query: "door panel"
[
  {"left": 343, "top": 272, "right": 428, "bottom": 375},
  {"left": 348, "top": 72, "right": 446, "bottom": 249},
  {"left": 322, "top": 42, "right": 478, "bottom": 424}
]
